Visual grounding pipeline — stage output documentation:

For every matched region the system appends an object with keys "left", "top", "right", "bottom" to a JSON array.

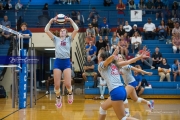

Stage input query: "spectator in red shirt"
[
  {"left": 116, "top": 0, "right": 125, "bottom": 25},
  {"left": 137, "top": 46, "right": 155, "bottom": 69}
]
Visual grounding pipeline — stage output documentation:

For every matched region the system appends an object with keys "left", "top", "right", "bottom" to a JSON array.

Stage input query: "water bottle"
[{"left": 177, "top": 84, "right": 179, "bottom": 89}]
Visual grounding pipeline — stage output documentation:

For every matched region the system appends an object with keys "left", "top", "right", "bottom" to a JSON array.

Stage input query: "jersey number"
[{"left": 61, "top": 41, "right": 66, "bottom": 46}]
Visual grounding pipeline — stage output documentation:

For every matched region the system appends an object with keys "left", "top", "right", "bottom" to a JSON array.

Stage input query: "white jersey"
[
  {"left": 98, "top": 62, "right": 123, "bottom": 92},
  {"left": 53, "top": 36, "right": 72, "bottom": 59},
  {"left": 121, "top": 65, "right": 135, "bottom": 85}
]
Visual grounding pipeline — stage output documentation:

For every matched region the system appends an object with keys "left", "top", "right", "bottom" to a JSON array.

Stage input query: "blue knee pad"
[{"left": 110, "top": 86, "right": 127, "bottom": 101}]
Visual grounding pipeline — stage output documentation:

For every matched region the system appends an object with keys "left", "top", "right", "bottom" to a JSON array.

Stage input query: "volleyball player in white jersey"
[
  {"left": 118, "top": 54, "right": 154, "bottom": 116},
  {"left": 98, "top": 47, "right": 149, "bottom": 120},
  {"left": 44, "top": 16, "right": 79, "bottom": 108}
]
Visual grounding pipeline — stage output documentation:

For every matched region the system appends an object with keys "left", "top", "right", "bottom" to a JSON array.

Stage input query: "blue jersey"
[
  {"left": 85, "top": 45, "right": 97, "bottom": 55},
  {"left": 53, "top": 36, "right": 72, "bottom": 59},
  {"left": 172, "top": 64, "right": 179, "bottom": 72},
  {"left": 19, "top": 30, "right": 32, "bottom": 44}
]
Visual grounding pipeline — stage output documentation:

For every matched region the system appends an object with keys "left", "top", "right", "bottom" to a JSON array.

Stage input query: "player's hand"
[
  {"left": 147, "top": 72, "right": 153, "bottom": 76},
  {"left": 65, "top": 17, "right": 72, "bottom": 21}
]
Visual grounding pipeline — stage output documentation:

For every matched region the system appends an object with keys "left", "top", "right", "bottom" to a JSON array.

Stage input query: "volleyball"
[{"left": 56, "top": 14, "right": 66, "bottom": 24}]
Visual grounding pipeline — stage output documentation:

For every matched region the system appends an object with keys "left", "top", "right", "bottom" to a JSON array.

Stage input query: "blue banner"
[{"left": 19, "top": 49, "right": 27, "bottom": 109}]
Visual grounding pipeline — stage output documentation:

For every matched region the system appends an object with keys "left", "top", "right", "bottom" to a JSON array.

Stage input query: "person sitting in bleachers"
[
  {"left": 2, "top": 25, "right": 12, "bottom": 44},
  {"left": 158, "top": 20, "right": 167, "bottom": 40},
  {"left": 172, "top": 32, "right": 180, "bottom": 53},
  {"left": 155, "top": 0, "right": 164, "bottom": 20},
  {"left": 15, "top": 0, "right": 23, "bottom": 11},
  {"left": 167, "top": 19, "right": 174, "bottom": 36},
  {"left": 95, "top": 36, "right": 107, "bottom": 55},
  {"left": 85, "top": 40, "right": 97, "bottom": 61},
  {"left": 158, "top": 58, "right": 171, "bottom": 82},
  {"left": 91, "top": 18, "right": 99, "bottom": 36},
  {"left": 137, "top": 46, "right": 155, "bottom": 69},
  {"left": 172, "top": 1, "right": 179, "bottom": 16},
  {"left": 85, "top": 32, "right": 96, "bottom": 45},
  {"left": 143, "top": 18, "right": 156, "bottom": 40},
  {"left": 152, "top": 47, "right": 163, "bottom": 69},
  {"left": 110, "top": 32, "right": 119, "bottom": 54},
  {"left": 123, "top": 32, "right": 130, "bottom": 44},
  {"left": 133, "top": 65, "right": 145, "bottom": 96},
  {"left": 104, "top": 36, "right": 110, "bottom": 56},
  {"left": 172, "top": 22, "right": 180, "bottom": 36},
  {"left": 86, "top": 23, "right": 95, "bottom": 37},
  {"left": 123, "top": 21, "right": 132, "bottom": 35},
  {"left": 116, "top": 0, "right": 125, "bottom": 25},
  {"left": 97, "top": 77, "right": 107, "bottom": 99},
  {"left": 99, "top": 17, "right": 110, "bottom": 36},
  {"left": 116, "top": 25, "right": 125, "bottom": 38},
  {"left": 145, "top": 0, "right": 154, "bottom": 14},
  {"left": 138, "top": 0, "right": 146, "bottom": 15},
  {"left": 118, "top": 35, "right": 129, "bottom": 56},
  {"left": 82, "top": 56, "right": 97, "bottom": 85},
  {"left": 87, "top": 7, "right": 100, "bottom": 22},
  {"left": 76, "top": 11, "right": 84, "bottom": 26},
  {"left": 104, "top": 0, "right": 112, "bottom": 6},
  {"left": 131, "top": 31, "right": 142, "bottom": 54},
  {"left": 129, "top": 24, "right": 141, "bottom": 37},
  {"left": 129, "top": 0, "right": 136, "bottom": 10},
  {"left": 1, "top": 15, "right": 11, "bottom": 27},
  {"left": 171, "top": 14, "right": 180, "bottom": 23},
  {"left": 4, "top": 0, "right": 12, "bottom": 10},
  {"left": 172, "top": 59, "right": 180, "bottom": 82}
]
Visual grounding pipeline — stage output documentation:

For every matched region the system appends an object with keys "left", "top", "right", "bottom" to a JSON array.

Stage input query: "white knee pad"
[
  {"left": 54, "top": 88, "right": 60, "bottom": 94},
  {"left": 123, "top": 99, "right": 128, "bottom": 104},
  {"left": 121, "top": 116, "right": 127, "bottom": 120},
  {"left": 136, "top": 97, "right": 142, "bottom": 103},
  {"left": 173, "top": 46, "right": 177, "bottom": 52},
  {"left": 99, "top": 106, "right": 107, "bottom": 115}
]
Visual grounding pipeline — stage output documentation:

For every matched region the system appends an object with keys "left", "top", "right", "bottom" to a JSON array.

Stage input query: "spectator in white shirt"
[
  {"left": 15, "top": 0, "right": 23, "bottom": 11},
  {"left": 97, "top": 77, "right": 107, "bottom": 99},
  {"left": 123, "top": 21, "right": 132, "bottom": 34},
  {"left": 131, "top": 31, "right": 142, "bottom": 53},
  {"left": 143, "top": 18, "right": 156, "bottom": 40}
]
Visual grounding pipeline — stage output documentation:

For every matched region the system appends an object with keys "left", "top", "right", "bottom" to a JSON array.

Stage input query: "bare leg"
[
  {"left": 54, "top": 69, "right": 62, "bottom": 97},
  {"left": 138, "top": 87, "right": 144, "bottom": 96}
]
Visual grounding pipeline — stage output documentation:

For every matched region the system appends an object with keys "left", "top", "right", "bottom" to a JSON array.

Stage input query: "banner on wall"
[{"left": 130, "top": 10, "right": 142, "bottom": 22}]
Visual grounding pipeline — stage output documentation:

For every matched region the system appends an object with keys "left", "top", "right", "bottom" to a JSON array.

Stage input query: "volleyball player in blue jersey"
[
  {"left": 44, "top": 16, "right": 79, "bottom": 108},
  {"left": 98, "top": 47, "right": 149, "bottom": 120}
]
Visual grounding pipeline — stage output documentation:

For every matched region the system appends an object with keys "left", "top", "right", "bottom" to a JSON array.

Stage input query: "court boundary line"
[{"left": 0, "top": 94, "right": 46, "bottom": 120}]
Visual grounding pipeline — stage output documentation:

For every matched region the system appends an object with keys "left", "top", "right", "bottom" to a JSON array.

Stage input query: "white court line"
[{"left": 0, "top": 65, "right": 22, "bottom": 69}]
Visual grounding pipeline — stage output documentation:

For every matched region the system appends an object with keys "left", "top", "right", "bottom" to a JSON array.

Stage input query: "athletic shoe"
[
  {"left": 67, "top": 93, "right": 73, "bottom": 104},
  {"left": 148, "top": 100, "right": 154, "bottom": 111},
  {"left": 151, "top": 66, "right": 155, "bottom": 69},
  {"left": 55, "top": 97, "right": 62, "bottom": 108},
  {"left": 45, "top": 91, "right": 49, "bottom": 94},
  {"left": 125, "top": 111, "right": 130, "bottom": 117},
  {"left": 41, "top": 80, "right": 46, "bottom": 83}
]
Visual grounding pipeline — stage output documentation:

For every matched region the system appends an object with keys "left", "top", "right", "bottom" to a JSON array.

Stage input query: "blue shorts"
[
  {"left": 53, "top": 58, "right": 71, "bottom": 72},
  {"left": 110, "top": 86, "right": 127, "bottom": 101},
  {"left": 128, "top": 81, "right": 138, "bottom": 88}
]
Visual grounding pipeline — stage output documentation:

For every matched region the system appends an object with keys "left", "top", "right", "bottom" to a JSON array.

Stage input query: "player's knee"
[
  {"left": 121, "top": 116, "right": 127, "bottom": 120},
  {"left": 54, "top": 88, "right": 60, "bottom": 94},
  {"left": 99, "top": 106, "right": 107, "bottom": 115}
]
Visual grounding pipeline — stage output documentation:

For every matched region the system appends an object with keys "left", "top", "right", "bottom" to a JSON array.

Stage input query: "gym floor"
[{"left": 0, "top": 92, "right": 180, "bottom": 120}]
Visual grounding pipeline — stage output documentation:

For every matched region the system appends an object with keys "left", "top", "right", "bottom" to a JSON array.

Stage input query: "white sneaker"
[
  {"left": 45, "top": 91, "right": 49, "bottom": 94},
  {"left": 41, "top": 80, "right": 46, "bottom": 83},
  {"left": 68, "top": 93, "right": 73, "bottom": 104},
  {"left": 151, "top": 66, "right": 155, "bottom": 69},
  {"left": 55, "top": 97, "right": 62, "bottom": 108},
  {"left": 148, "top": 100, "right": 154, "bottom": 112}
]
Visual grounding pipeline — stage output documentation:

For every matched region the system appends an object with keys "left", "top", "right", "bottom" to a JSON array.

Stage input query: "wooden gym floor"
[{"left": 0, "top": 92, "right": 180, "bottom": 120}]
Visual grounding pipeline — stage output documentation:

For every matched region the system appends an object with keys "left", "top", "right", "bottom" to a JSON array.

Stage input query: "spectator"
[
  {"left": 82, "top": 55, "right": 97, "bottom": 86},
  {"left": 172, "top": 1, "right": 179, "bottom": 16},
  {"left": 138, "top": 46, "right": 155, "bottom": 69},
  {"left": 133, "top": 65, "right": 145, "bottom": 96},
  {"left": 86, "top": 23, "right": 95, "bottom": 37},
  {"left": 172, "top": 22, "right": 180, "bottom": 36},
  {"left": 158, "top": 20, "right": 167, "bottom": 40},
  {"left": 95, "top": 36, "right": 107, "bottom": 55},
  {"left": 2, "top": 25, "right": 12, "bottom": 44},
  {"left": 171, "top": 14, "right": 180, "bottom": 23},
  {"left": 76, "top": 11, "right": 84, "bottom": 26},
  {"left": 123, "top": 32, "right": 130, "bottom": 44},
  {"left": 42, "top": 3, "right": 49, "bottom": 18},
  {"left": 172, "top": 59, "right": 180, "bottom": 82},
  {"left": 99, "top": 17, "right": 110, "bottom": 36},
  {"left": 167, "top": 19, "right": 174, "bottom": 36},
  {"left": 118, "top": 36, "right": 129, "bottom": 56},
  {"left": 1, "top": 15, "right": 11, "bottom": 27},
  {"left": 17, "top": 16, "right": 23, "bottom": 31},
  {"left": 152, "top": 47, "right": 163, "bottom": 69},
  {"left": 104, "top": 0, "right": 112, "bottom": 6},
  {"left": 15, "top": 0, "right": 23, "bottom": 11},
  {"left": 116, "top": 0, "right": 125, "bottom": 25},
  {"left": 129, "top": 24, "right": 141, "bottom": 37},
  {"left": 155, "top": 0, "right": 164, "bottom": 20},
  {"left": 97, "top": 77, "right": 107, "bottom": 99},
  {"left": 116, "top": 24, "right": 125, "bottom": 38},
  {"left": 85, "top": 40, "right": 97, "bottom": 61},
  {"left": 131, "top": 31, "right": 142, "bottom": 53},
  {"left": 91, "top": 18, "right": 99, "bottom": 36},
  {"left": 164, "top": 6, "right": 172, "bottom": 20},
  {"left": 158, "top": 58, "right": 171, "bottom": 82},
  {"left": 172, "top": 33, "right": 180, "bottom": 53},
  {"left": 129, "top": 0, "right": 136, "bottom": 10},
  {"left": 110, "top": 32, "right": 119, "bottom": 54},
  {"left": 0, "top": 27, "right": 3, "bottom": 44},
  {"left": 145, "top": 0, "right": 154, "bottom": 14},
  {"left": 85, "top": 32, "right": 92, "bottom": 45},
  {"left": 87, "top": 7, "right": 100, "bottom": 21},
  {"left": 104, "top": 36, "right": 110, "bottom": 54},
  {"left": 123, "top": 21, "right": 132, "bottom": 34},
  {"left": 138, "top": 0, "right": 145, "bottom": 15},
  {"left": 143, "top": 18, "right": 156, "bottom": 40},
  {"left": 0, "top": 2, "right": 3, "bottom": 10},
  {"left": 4, "top": 0, "right": 12, "bottom": 10}
]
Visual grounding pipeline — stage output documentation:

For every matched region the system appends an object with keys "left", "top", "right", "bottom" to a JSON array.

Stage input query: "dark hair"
[
  {"left": 162, "top": 58, "right": 167, "bottom": 63},
  {"left": 21, "top": 22, "right": 27, "bottom": 27},
  {"left": 174, "top": 59, "right": 178, "bottom": 63},
  {"left": 160, "top": 20, "right": 165, "bottom": 25}
]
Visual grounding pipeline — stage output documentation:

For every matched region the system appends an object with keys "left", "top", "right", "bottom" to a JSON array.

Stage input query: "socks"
[
  {"left": 67, "top": 86, "right": 72, "bottom": 94},
  {"left": 56, "top": 96, "right": 60, "bottom": 99},
  {"left": 125, "top": 108, "right": 129, "bottom": 113}
]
